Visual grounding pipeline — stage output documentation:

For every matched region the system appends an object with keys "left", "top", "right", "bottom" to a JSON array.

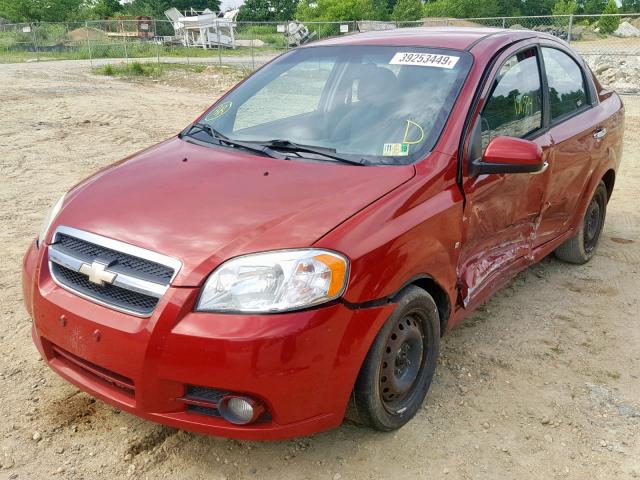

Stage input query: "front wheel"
[
  {"left": 555, "top": 181, "right": 608, "bottom": 264},
  {"left": 352, "top": 286, "right": 440, "bottom": 431}
]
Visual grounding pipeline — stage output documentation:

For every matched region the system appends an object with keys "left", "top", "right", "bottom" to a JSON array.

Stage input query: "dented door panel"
[
  {"left": 458, "top": 42, "right": 551, "bottom": 307},
  {"left": 459, "top": 132, "right": 551, "bottom": 305}
]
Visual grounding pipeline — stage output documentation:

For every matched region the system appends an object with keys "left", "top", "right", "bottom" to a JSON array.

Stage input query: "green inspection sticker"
[
  {"left": 383, "top": 143, "right": 409, "bottom": 156},
  {"left": 204, "top": 101, "right": 232, "bottom": 121}
]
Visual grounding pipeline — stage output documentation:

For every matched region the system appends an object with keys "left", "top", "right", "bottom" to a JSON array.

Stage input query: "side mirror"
[{"left": 468, "top": 130, "right": 545, "bottom": 176}]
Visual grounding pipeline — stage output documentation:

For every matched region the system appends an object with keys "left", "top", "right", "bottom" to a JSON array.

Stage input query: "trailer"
[{"left": 105, "top": 16, "right": 154, "bottom": 39}]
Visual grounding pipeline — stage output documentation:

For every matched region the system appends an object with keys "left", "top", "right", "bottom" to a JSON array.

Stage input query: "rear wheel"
[
  {"left": 555, "top": 181, "right": 608, "bottom": 264},
  {"left": 352, "top": 286, "right": 440, "bottom": 431}
]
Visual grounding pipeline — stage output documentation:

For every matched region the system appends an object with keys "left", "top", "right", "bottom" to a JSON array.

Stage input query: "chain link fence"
[
  {"left": 0, "top": 13, "right": 638, "bottom": 75},
  {"left": 362, "top": 13, "right": 640, "bottom": 54},
  {"left": 0, "top": 19, "right": 362, "bottom": 67}
]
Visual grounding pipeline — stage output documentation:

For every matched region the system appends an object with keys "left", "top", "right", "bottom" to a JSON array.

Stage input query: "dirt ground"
[{"left": 1, "top": 61, "right": 639, "bottom": 480}]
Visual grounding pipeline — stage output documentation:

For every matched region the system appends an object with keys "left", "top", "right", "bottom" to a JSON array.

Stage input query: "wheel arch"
[
  {"left": 569, "top": 159, "right": 617, "bottom": 234},
  {"left": 602, "top": 168, "right": 615, "bottom": 200},
  {"left": 391, "top": 274, "right": 451, "bottom": 336}
]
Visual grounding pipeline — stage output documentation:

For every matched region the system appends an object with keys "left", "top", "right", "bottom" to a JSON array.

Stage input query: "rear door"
[
  {"left": 458, "top": 43, "right": 552, "bottom": 307},
  {"left": 532, "top": 45, "right": 603, "bottom": 247}
]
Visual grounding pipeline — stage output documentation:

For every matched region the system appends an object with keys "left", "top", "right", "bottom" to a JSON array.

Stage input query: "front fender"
[{"left": 316, "top": 153, "right": 463, "bottom": 314}]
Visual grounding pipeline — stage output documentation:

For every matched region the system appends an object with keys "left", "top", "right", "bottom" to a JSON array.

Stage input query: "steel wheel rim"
[
  {"left": 379, "top": 312, "right": 425, "bottom": 412},
  {"left": 584, "top": 194, "right": 604, "bottom": 253}
]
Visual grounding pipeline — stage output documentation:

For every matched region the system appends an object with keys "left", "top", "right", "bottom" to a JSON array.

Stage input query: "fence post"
[
  {"left": 567, "top": 14, "right": 574, "bottom": 43},
  {"left": 155, "top": 19, "right": 160, "bottom": 64},
  {"left": 217, "top": 20, "right": 222, "bottom": 67},
  {"left": 123, "top": 29, "right": 128, "bottom": 64},
  {"left": 33, "top": 23, "right": 40, "bottom": 61},
  {"left": 85, "top": 21, "right": 93, "bottom": 67},
  {"left": 250, "top": 22, "right": 255, "bottom": 70},
  {"left": 285, "top": 21, "right": 290, "bottom": 51},
  {"left": 64, "top": 22, "right": 69, "bottom": 59},
  {"left": 502, "top": 17, "right": 506, "bottom": 28}
]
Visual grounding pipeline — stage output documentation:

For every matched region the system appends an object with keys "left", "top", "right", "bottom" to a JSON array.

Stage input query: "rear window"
[{"left": 542, "top": 47, "right": 588, "bottom": 120}]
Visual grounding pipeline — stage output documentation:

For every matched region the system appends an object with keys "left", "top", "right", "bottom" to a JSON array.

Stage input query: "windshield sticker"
[
  {"left": 204, "top": 101, "right": 232, "bottom": 121},
  {"left": 390, "top": 52, "right": 460, "bottom": 69},
  {"left": 402, "top": 120, "right": 425, "bottom": 145},
  {"left": 383, "top": 143, "right": 409, "bottom": 156}
]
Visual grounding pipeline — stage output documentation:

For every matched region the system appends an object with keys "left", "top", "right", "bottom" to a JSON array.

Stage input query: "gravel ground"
[{"left": 0, "top": 61, "right": 639, "bottom": 480}]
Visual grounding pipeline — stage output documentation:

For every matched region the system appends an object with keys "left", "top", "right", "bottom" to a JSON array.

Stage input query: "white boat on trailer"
[{"left": 164, "top": 7, "right": 239, "bottom": 49}]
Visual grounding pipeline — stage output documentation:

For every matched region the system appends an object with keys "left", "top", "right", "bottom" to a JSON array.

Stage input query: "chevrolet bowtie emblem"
[{"left": 79, "top": 261, "right": 117, "bottom": 286}]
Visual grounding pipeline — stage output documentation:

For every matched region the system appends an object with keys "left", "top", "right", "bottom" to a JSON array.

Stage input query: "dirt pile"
[
  {"left": 66, "top": 27, "right": 108, "bottom": 43},
  {"left": 614, "top": 21, "right": 640, "bottom": 38},
  {"left": 587, "top": 55, "right": 640, "bottom": 93}
]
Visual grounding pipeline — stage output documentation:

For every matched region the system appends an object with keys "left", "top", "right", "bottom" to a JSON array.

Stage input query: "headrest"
[{"left": 356, "top": 66, "right": 397, "bottom": 105}]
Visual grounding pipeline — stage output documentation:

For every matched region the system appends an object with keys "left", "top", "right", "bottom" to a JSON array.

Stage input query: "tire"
[
  {"left": 352, "top": 286, "right": 440, "bottom": 431},
  {"left": 554, "top": 181, "right": 608, "bottom": 265}
]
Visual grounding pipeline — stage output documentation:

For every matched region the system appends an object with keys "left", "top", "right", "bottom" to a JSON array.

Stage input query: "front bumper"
[{"left": 23, "top": 240, "right": 394, "bottom": 440}]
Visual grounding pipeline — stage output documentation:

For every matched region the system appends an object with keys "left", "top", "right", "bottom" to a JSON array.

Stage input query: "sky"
[{"left": 220, "top": 0, "right": 245, "bottom": 10}]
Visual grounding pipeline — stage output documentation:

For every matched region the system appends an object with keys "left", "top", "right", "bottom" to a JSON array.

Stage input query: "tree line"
[
  {"left": 246, "top": 0, "right": 635, "bottom": 23},
  {"left": 0, "top": 0, "right": 637, "bottom": 24},
  {"left": 0, "top": 0, "right": 221, "bottom": 22}
]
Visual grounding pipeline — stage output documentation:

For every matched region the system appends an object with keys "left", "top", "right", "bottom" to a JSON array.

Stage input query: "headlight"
[
  {"left": 196, "top": 249, "right": 349, "bottom": 313},
  {"left": 37, "top": 193, "right": 66, "bottom": 247}
]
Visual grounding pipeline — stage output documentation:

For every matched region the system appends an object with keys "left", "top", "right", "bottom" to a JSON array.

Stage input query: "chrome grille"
[
  {"left": 52, "top": 264, "right": 159, "bottom": 315},
  {"left": 55, "top": 234, "right": 173, "bottom": 283},
  {"left": 48, "top": 226, "right": 181, "bottom": 317}
]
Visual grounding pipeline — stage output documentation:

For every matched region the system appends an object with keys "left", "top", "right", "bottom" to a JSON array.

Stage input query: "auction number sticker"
[{"left": 390, "top": 52, "right": 460, "bottom": 69}]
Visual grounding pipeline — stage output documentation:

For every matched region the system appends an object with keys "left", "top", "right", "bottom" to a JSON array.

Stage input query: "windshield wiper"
[
  {"left": 256, "top": 139, "right": 368, "bottom": 166},
  {"left": 182, "top": 122, "right": 287, "bottom": 160}
]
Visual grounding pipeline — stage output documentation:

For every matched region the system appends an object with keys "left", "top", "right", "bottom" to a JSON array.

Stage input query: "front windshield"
[{"left": 194, "top": 45, "right": 472, "bottom": 165}]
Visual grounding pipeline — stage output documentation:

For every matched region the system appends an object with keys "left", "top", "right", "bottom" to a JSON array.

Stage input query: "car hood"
[{"left": 54, "top": 138, "right": 415, "bottom": 286}]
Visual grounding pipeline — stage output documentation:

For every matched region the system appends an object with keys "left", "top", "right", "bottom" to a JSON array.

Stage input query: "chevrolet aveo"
[{"left": 23, "top": 28, "right": 624, "bottom": 439}]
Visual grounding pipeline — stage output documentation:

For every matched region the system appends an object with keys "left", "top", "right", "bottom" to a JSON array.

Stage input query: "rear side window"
[
  {"left": 480, "top": 49, "right": 543, "bottom": 149},
  {"left": 542, "top": 47, "right": 588, "bottom": 121}
]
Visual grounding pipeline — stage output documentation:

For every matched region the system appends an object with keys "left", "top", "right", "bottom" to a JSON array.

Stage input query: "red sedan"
[{"left": 22, "top": 27, "right": 624, "bottom": 439}]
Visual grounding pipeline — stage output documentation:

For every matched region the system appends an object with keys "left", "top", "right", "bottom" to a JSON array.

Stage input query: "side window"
[
  {"left": 542, "top": 47, "right": 588, "bottom": 120},
  {"left": 481, "top": 49, "right": 543, "bottom": 149},
  {"left": 234, "top": 57, "right": 336, "bottom": 131}
]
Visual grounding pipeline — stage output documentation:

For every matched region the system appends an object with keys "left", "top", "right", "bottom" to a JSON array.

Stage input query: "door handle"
[{"left": 593, "top": 127, "right": 607, "bottom": 140}]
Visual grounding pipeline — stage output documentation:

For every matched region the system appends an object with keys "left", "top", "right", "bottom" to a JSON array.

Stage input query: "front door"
[{"left": 458, "top": 44, "right": 552, "bottom": 307}]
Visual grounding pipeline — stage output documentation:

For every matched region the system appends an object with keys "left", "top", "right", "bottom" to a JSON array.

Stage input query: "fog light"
[{"left": 218, "top": 395, "right": 265, "bottom": 425}]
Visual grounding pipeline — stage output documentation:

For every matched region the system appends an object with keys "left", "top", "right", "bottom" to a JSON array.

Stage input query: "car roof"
[{"left": 308, "top": 26, "right": 545, "bottom": 52}]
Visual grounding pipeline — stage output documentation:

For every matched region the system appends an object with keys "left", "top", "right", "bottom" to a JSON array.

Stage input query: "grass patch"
[
  {"left": 130, "top": 61, "right": 146, "bottom": 75},
  {"left": 0, "top": 43, "right": 282, "bottom": 64},
  {"left": 94, "top": 61, "right": 161, "bottom": 77},
  {"left": 93, "top": 61, "right": 211, "bottom": 78},
  {"left": 235, "top": 24, "right": 287, "bottom": 47}
]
